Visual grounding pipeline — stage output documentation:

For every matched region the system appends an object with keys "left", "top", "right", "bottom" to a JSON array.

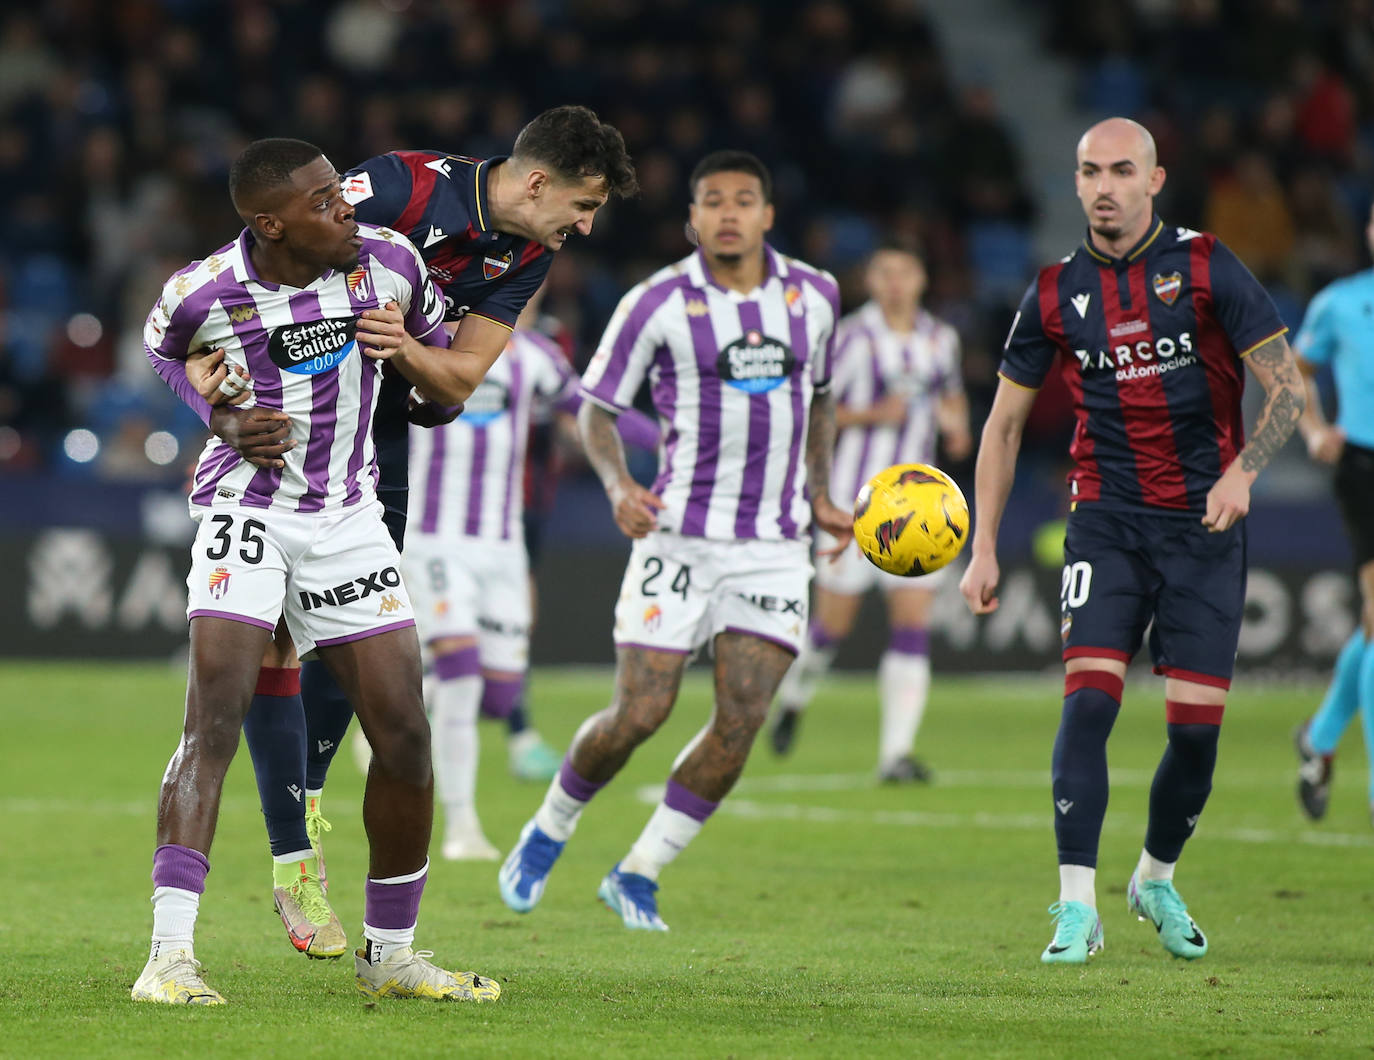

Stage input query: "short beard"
[
  {"left": 1089, "top": 219, "right": 1123, "bottom": 240},
  {"left": 711, "top": 251, "right": 743, "bottom": 265}
]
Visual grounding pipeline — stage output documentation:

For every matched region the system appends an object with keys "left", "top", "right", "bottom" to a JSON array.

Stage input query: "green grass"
[{"left": 3, "top": 661, "right": 1374, "bottom": 1057}]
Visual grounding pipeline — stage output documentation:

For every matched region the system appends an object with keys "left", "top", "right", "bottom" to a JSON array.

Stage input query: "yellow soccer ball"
[{"left": 852, "top": 463, "right": 969, "bottom": 576}]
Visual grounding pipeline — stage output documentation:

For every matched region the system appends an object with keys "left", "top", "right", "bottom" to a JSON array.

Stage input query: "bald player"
[{"left": 960, "top": 118, "right": 1303, "bottom": 964}]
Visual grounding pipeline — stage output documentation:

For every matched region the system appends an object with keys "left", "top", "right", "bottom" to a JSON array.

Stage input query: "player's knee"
[
  {"left": 1165, "top": 721, "right": 1220, "bottom": 770},
  {"left": 371, "top": 714, "right": 432, "bottom": 780}
]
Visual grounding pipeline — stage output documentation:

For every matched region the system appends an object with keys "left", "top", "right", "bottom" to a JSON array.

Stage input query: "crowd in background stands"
[{"left": 0, "top": 0, "right": 1368, "bottom": 487}]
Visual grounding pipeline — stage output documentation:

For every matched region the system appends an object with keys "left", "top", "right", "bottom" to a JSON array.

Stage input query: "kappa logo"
[
  {"left": 376, "top": 593, "right": 406, "bottom": 615},
  {"left": 685, "top": 298, "right": 710, "bottom": 317},
  {"left": 874, "top": 512, "right": 913, "bottom": 556},
  {"left": 208, "top": 566, "right": 232, "bottom": 600},
  {"left": 205, "top": 255, "right": 225, "bottom": 277},
  {"left": 174, "top": 275, "right": 193, "bottom": 298},
  {"left": 1071, "top": 292, "right": 1092, "bottom": 318},
  {"left": 483, "top": 251, "right": 513, "bottom": 280},
  {"left": 227, "top": 304, "right": 258, "bottom": 323},
  {"left": 1153, "top": 271, "right": 1183, "bottom": 306},
  {"left": 1056, "top": 798, "right": 1074, "bottom": 815}
]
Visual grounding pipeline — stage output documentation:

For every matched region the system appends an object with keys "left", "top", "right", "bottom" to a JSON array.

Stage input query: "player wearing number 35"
[
  {"left": 959, "top": 118, "right": 1304, "bottom": 965},
  {"left": 499, "top": 151, "right": 853, "bottom": 931}
]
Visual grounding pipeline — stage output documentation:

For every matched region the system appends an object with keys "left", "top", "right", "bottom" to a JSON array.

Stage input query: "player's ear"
[
  {"left": 254, "top": 212, "right": 284, "bottom": 242},
  {"left": 1150, "top": 165, "right": 1166, "bottom": 197},
  {"left": 526, "top": 168, "right": 549, "bottom": 200},
  {"left": 762, "top": 202, "right": 775, "bottom": 234}
]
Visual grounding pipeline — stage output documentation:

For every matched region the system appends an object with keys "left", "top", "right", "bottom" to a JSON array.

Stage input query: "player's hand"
[
  {"left": 407, "top": 388, "right": 464, "bottom": 427},
  {"left": 209, "top": 405, "right": 295, "bottom": 469},
  {"left": 607, "top": 477, "right": 664, "bottom": 538},
  {"left": 943, "top": 428, "right": 974, "bottom": 462},
  {"left": 871, "top": 392, "right": 908, "bottom": 427},
  {"left": 1306, "top": 425, "right": 1345, "bottom": 465},
  {"left": 357, "top": 301, "right": 417, "bottom": 361},
  {"left": 960, "top": 550, "right": 1001, "bottom": 614},
  {"left": 1202, "top": 461, "right": 1254, "bottom": 533},
  {"left": 188, "top": 347, "right": 252, "bottom": 406},
  {"left": 812, "top": 496, "right": 853, "bottom": 561}
]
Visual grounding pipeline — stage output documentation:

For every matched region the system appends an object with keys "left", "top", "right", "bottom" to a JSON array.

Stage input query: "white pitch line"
[
  {"left": 721, "top": 768, "right": 1305, "bottom": 793},
  {"left": 632, "top": 779, "right": 1374, "bottom": 849}
]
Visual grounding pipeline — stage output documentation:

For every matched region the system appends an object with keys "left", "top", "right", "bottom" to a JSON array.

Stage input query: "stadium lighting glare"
[
  {"left": 66, "top": 313, "right": 104, "bottom": 348},
  {"left": 144, "top": 431, "right": 179, "bottom": 466},
  {"left": 63, "top": 428, "right": 100, "bottom": 463}
]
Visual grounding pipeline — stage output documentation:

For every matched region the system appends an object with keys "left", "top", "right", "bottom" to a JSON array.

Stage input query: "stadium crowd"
[{"left": 1, "top": 0, "right": 1370, "bottom": 488}]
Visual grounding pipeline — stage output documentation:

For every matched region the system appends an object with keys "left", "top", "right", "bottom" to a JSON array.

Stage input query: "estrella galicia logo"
[
  {"left": 718, "top": 330, "right": 794, "bottom": 393},
  {"left": 267, "top": 318, "right": 357, "bottom": 375},
  {"left": 460, "top": 378, "right": 511, "bottom": 426}
]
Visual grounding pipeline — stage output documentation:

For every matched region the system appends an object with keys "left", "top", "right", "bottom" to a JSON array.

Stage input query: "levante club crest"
[{"left": 1152, "top": 271, "right": 1182, "bottom": 306}]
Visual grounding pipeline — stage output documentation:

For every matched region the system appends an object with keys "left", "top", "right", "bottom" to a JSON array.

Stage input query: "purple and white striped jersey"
[
  {"left": 144, "top": 225, "right": 446, "bottom": 514},
  {"left": 581, "top": 246, "right": 840, "bottom": 541},
  {"left": 829, "top": 301, "right": 963, "bottom": 508},
  {"left": 409, "top": 330, "right": 575, "bottom": 543}
]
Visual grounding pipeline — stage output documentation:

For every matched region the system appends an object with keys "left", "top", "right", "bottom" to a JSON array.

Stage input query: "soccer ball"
[{"left": 852, "top": 463, "right": 969, "bottom": 576}]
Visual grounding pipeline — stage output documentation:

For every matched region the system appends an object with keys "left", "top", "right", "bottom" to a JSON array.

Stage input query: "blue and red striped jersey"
[
  {"left": 341, "top": 151, "right": 552, "bottom": 328},
  {"left": 999, "top": 217, "right": 1287, "bottom": 515}
]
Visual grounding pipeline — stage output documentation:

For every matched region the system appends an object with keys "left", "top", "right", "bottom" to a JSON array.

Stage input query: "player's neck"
[
  {"left": 879, "top": 304, "right": 918, "bottom": 332},
  {"left": 703, "top": 250, "right": 766, "bottom": 294},
  {"left": 485, "top": 161, "right": 537, "bottom": 241},
  {"left": 1089, "top": 213, "right": 1155, "bottom": 260},
  {"left": 249, "top": 240, "right": 326, "bottom": 290}
]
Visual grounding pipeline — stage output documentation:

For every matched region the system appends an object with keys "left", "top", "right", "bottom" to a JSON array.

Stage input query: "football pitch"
[{"left": 4, "top": 661, "right": 1373, "bottom": 1058}]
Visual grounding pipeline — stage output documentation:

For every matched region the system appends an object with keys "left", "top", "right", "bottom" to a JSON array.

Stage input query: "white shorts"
[
  {"left": 813, "top": 531, "right": 950, "bottom": 595},
  {"left": 613, "top": 532, "right": 814, "bottom": 656},
  {"left": 402, "top": 534, "right": 531, "bottom": 672},
  {"left": 186, "top": 500, "right": 415, "bottom": 656}
]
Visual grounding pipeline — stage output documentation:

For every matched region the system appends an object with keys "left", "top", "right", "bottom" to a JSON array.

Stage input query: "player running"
[
  {"left": 960, "top": 118, "right": 1303, "bottom": 964},
  {"left": 769, "top": 238, "right": 971, "bottom": 779},
  {"left": 135, "top": 138, "right": 500, "bottom": 1005},
  {"left": 178, "top": 107, "right": 637, "bottom": 956},
  {"left": 498, "top": 150, "right": 852, "bottom": 931}
]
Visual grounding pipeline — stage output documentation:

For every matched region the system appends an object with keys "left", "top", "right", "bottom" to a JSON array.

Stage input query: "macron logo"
[
  {"left": 1055, "top": 798, "right": 1074, "bottom": 815},
  {"left": 288, "top": 784, "right": 302, "bottom": 802},
  {"left": 1186, "top": 814, "right": 1199, "bottom": 828},
  {"left": 1071, "top": 293, "right": 1091, "bottom": 318},
  {"left": 423, "top": 226, "right": 447, "bottom": 248}
]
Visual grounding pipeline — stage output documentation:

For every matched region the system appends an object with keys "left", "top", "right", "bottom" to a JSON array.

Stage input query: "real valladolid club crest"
[{"left": 1153, "top": 271, "right": 1183, "bottom": 306}]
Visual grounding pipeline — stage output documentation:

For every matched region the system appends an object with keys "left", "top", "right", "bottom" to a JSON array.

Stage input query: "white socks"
[
  {"left": 534, "top": 774, "right": 590, "bottom": 842},
  {"left": 1058, "top": 864, "right": 1097, "bottom": 907},
  {"left": 430, "top": 675, "right": 482, "bottom": 822},
  {"left": 150, "top": 886, "right": 200, "bottom": 959},
  {"left": 878, "top": 650, "right": 930, "bottom": 768},
  {"left": 622, "top": 804, "right": 705, "bottom": 881},
  {"left": 1136, "top": 849, "right": 1176, "bottom": 882}
]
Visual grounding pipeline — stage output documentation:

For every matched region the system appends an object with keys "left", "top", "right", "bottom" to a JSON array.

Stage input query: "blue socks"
[
  {"left": 1308, "top": 630, "right": 1365, "bottom": 754},
  {"left": 241, "top": 667, "right": 310, "bottom": 855},
  {"left": 1145, "top": 702, "right": 1223, "bottom": 862},
  {"left": 301, "top": 658, "right": 355, "bottom": 791},
  {"left": 1051, "top": 671, "right": 1123, "bottom": 868}
]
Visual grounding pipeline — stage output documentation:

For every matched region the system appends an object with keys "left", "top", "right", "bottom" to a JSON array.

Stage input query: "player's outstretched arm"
[
  {"left": 960, "top": 379, "right": 1037, "bottom": 615},
  {"left": 578, "top": 399, "right": 663, "bottom": 539},
  {"left": 1204, "top": 334, "right": 1305, "bottom": 532},
  {"left": 937, "top": 389, "right": 974, "bottom": 461},
  {"left": 1294, "top": 353, "right": 1344, "bottom": 464},
  {"left": 806, "top": 390, "right": 853, "bottom": 555},
  {"left": 358, "top": 305, "right": 509, "bottom": 406}
]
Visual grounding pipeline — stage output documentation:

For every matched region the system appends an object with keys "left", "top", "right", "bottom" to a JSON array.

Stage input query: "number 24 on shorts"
[{"left": 641, "top": 557, "right": 691, "bottom": 600}]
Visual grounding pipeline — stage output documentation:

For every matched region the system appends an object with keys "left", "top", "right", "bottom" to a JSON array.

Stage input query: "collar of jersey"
[
  {"left": 471, "top": 156, "right": 508, "bottom": 237},
  {"left": 1081, "top": 215, "right": 1165, "bottom": 267},
  {"left": 236, "top": 228, "right": 338, "bottom": 292},
  {"left": 690, "top": 243, "right": 786, "bottom": 295}
]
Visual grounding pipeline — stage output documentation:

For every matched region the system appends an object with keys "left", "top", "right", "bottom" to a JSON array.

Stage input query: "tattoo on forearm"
[
  {"left": 806, "top": 391, "right": 836, "bottom": 499},
  {"left": 1238, "top": 336, "right": 1304, "bottom": 474},
  {"left": 581, "top": 405, "right": 630, "bottom": 489}
]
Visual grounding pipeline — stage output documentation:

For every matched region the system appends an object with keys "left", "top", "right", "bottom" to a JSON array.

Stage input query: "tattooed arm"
[
  {"left": 1203, "top": 333, "right": 1306, "bottom": 533},
  {"left": 577, "top": 400, "right": 664, "bottom": 539},
  {"left": 807, "top": 389, "right": 853, "bottom": 551}
]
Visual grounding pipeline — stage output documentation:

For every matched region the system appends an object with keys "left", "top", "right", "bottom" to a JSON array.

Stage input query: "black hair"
[
  {"left": 689, "top": 150, "right": 773, "bottom": 202},
  {"left": 511, "top": 105, "right": 638, "bottom": 198},
  {"left": 870, "top": 236, "right": 925, "bottom": 263},
  {"left": 228, "top": 138, "right": 325, "bottom": 210}
]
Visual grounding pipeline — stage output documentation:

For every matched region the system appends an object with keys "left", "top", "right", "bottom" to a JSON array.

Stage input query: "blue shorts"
[{"left": 1059, "top": 507, "right": 1247, "bottom": 689}]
